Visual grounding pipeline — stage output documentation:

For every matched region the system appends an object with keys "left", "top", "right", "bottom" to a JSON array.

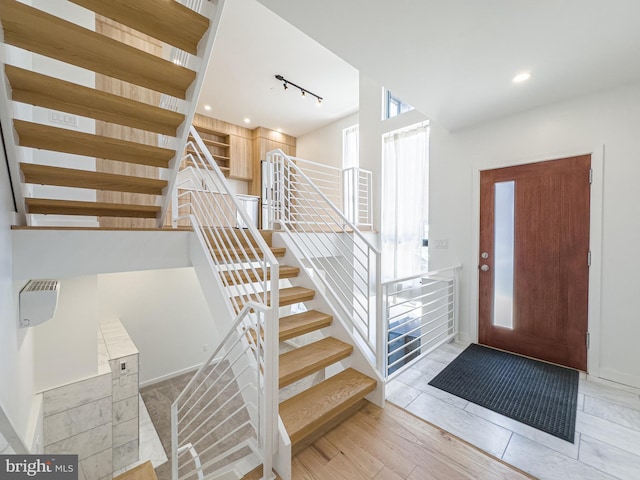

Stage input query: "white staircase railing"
[
  {"left": 289, "top": 157, "right": 373, "bottom": 229},
  {"left": 382, "top": 266, "right": 461, "bottom": 379},
  {"left": 264, "top": 150, "right": 385, "bottom": 375},
  {"left": 171, "top": 127, "right": 279, "bottom": 480}
]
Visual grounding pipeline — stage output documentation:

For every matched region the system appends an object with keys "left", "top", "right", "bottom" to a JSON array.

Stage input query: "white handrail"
[
  {"left": 265, "top": 149, "right": 384, "bottom": 375},
  {"left": 171, "top": 127, "right": 279, "bottom": 480},
  {"left": 382, "top": 265, "right": 462, "bottom": 379}
]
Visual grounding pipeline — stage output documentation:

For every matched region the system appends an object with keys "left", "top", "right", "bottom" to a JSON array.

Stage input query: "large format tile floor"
[{"left": 387, "top": 341, "right": 640, "bottom": 480}]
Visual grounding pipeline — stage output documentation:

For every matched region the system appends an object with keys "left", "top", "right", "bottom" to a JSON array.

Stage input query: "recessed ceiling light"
[
  {"left": 244, "top": 118, "right": 251, "bottom": 124},
  {"left": 203, "top": 105, "right": 211, "bottom": 111},
  {"left": 512, "top": 72, "right": 531, "bottom": 83}
]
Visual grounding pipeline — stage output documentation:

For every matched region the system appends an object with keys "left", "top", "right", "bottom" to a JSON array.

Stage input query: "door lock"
[
  {"left": 480, "top": 264, "right": 490, "bottom": 272},
  {"left": 481, "top": 252, "right": 489, "bottom": 259}
]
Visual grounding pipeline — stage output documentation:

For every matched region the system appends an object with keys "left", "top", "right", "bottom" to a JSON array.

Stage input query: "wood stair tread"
[
  {"left": 221, "top": 265, "right": 300, "bottom": 285},
  {"left": 202, "top": 228, "right": 273, "bottom": 248},
  {"left": 210, "top": 246, "right": 286, "bottom": 261},
  {"left": 20, "top": 163, "right": 167, "bottom": 195},
  {"left": 0, "top": 0, "right": 195, "bottom": 98},
  {"left": 26, "top": 198, "right": 160, "bottom": 218},
  {"left": 279, "top": 368, "right": 377, "bottom": 447},
  {"left": 232, "top": 286, "right": 315, "bottom": 310},
  {"left": 113, "top": 460, "right": 157, "bottom": 480},
  {"left": 68, "top": 0, "right": 209, "bottom": 55},
  {"left": 6, "top": 66, "right": 184, "bottom": 136},
  {"left": 279, "top": 337, "right": 353, "bottom": 388},
  {"left": 14, "top": 120, "right": 174, "bottom": 168},
  {"left": 280, "top": 310, "right": 333, "bottom": 342}
]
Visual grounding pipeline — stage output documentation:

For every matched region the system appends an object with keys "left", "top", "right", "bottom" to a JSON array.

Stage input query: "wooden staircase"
[
  {"left": 0, "top": 0, "right": 213, "bottom": 226},
  {"left": 221, "top": 230, "right": 377, "bottom": 459}
]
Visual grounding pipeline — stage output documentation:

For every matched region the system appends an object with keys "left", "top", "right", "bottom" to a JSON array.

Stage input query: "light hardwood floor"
[{"left": 290, "top": 401, "right": 534, "bottom": 479}]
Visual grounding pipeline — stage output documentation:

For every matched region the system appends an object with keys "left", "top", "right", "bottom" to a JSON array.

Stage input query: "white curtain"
[{"left": 381, "top": 123, "right": 429, "bottom": 280}]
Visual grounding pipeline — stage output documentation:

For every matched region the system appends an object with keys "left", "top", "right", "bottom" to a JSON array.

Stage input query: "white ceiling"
[
  {"left": 196, "top": 0, "right": 359, "bottom": 137},
  {"left": 216, "top": 0, "right": 640, "bottom": 132}
]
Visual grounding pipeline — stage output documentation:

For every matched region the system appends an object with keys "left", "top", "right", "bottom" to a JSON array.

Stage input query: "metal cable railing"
[
  {"left": 265, "top": 150, "right": 384, "bottom": 373},
  {"left": 171, "top": 127, "right": 279, "bottom": 480},
  {"left": 382, "top": 266, "right": 461, "bottom": 379}
]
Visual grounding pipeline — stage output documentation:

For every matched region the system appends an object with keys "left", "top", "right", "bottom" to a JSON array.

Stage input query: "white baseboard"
[
  {"left": 140, "top": 364, "right": 202, "bottom": 389},
  {"left": 590, "top": 367, "right": 640, "bottom": 391}
]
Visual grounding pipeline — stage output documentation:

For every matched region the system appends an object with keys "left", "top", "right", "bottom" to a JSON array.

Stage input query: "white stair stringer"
[{"left": 272, "top": 231, "right": 385, "bottom": 407}]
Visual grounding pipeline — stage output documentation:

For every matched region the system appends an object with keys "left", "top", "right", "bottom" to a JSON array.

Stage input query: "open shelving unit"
[{"left": 185, "top": 126, "right": 231, "bottom": 175}]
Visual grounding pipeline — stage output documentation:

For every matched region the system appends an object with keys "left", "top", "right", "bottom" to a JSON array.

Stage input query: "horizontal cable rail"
[
  {"left": 382, "top": 266, "right": 462, "bottom": 380},
  {"left": 292, "top": 158, "right": 373, "bottom": 229},
  {"left": 172, "top": 303, "right": 272, "bottom": 480},
  {"left": 265, "top": 149, "right": 384, "bottom": 373},
  {"left": 172, "top": 127, "right": 279, "bottom": 480}
]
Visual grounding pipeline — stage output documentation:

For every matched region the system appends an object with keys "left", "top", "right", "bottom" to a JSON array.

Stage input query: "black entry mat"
[{"left": 428, "top": 343, "right": 579, "bottom": 442}]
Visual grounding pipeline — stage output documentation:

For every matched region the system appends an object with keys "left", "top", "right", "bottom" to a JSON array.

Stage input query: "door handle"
[{"left": 480, "top": 264, "right": 490, "bottom": 272}]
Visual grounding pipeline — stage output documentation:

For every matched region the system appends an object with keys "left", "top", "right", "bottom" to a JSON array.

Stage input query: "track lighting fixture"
[{"left": 275, "top": 74, "right": 323, "bottom": 105}]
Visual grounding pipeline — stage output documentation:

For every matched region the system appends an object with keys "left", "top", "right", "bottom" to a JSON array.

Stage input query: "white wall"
[
  {"left": 97, "top": 268, "right": 220, "bottom": 385},
  {"left": 33, "top": 276, "right": 98, "bottom": 392},
  {"left": 429, "top": 81, "right": 640, "bottom": 388},
  {"left": 0, "top": 123, "right": 35, "bottom": 451},
  {"left": 297, "top": 112, "right": 359, "bottom": 169}
]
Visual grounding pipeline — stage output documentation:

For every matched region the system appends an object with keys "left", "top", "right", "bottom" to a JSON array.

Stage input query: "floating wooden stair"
[
  {"left": 14, "top": 120, "right": 174, "bottom": 168},
  {"left": 67, "top": 0, "right": 209, "bottom": 55},
  {"left": 279, "top": 310, "right": 333, "bottom": 342},
  {"left": 232, "top": 286, "right": 316, "bottom": 311},
  {"left": 221, "top": 264, "right": 300, "bottom": 285},
  {"left": 6, "top": 66, "right": 185, "bottom": 136},
  {"left": 20, "top": 163, "right": 167, "bottom": 195},
  {"left": 1, "top": 0, "right": 217, "bottom": 227},
  {"left": 280, "top": 368, "right": 377, "bottom": 453},
  {"left": 25, "top": 198, "right": 161, "bottom": 218},
  {"left": 210, "top": 246, "right": 286, "bottom": 261},
  {"left": 0, "top": 0, "right": 195, "bottom": 98},
  {"left": 220, "top": 232, "right": 378, "bottom": 461},
  {"left": 279, "top": 337, "right": 353, "bottom": 388}
]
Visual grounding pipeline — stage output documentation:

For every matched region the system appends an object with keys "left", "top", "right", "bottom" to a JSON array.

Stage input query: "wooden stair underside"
[
  {"left": 279, "top": 337, "right": 353, "bottom": 388},
  {"left": 14, "top": 120, "right": 174, "bottom": 168},
  {"left": 279, "top": 368, "right": 377, "bottom": 451},
  {"left": 6, "top": 66, "right": 185, "bottom": 136},
  {"left": 20, "top": 163, "right": 167, "bottom": 195},
  {"left": 67, "top": 0, "right": 209, "bottom": 55},
  {"left": 0, "top": 0, "right": 195, "bottom": 98},
  {"left": 25, "top": 198, "right": 160, "bottom": 218}
]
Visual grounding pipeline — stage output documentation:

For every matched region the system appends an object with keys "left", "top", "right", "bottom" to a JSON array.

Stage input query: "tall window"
[
  {"left": 342, "top": 125, "right": 359, "bottom": 222},
  {"left": 342, "top": 124, "right": 359, "bottom": 169},
  {"left": 384, "top": 90, "right": 414, "bottom": 120},
  {"left": 381, "top": 122, "right": 429, "bottom": 280}
]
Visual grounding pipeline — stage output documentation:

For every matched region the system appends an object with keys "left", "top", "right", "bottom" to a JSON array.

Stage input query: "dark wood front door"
[{"left": 478, "top": 155, "right": 591, "bottom": 370}]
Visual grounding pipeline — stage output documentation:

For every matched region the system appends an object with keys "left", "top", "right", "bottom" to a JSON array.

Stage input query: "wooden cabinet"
[{"left": 229, "top": 135, "right": 252, "bottom": 180}]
